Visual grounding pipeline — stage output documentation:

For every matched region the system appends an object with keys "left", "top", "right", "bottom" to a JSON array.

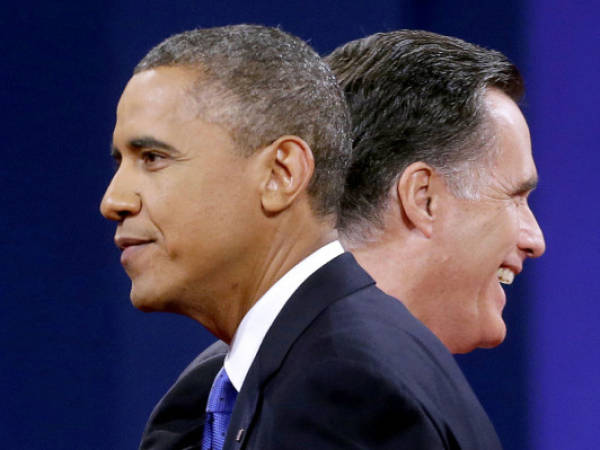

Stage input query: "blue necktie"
[{"left": 202, "top": 367, "right": 238, "bottom": 450}]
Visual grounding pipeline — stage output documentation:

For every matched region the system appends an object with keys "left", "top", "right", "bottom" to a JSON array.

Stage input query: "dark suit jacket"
[
  {"left": 140, "top": 340, "right": 228, "bottom": 449},
  {"left": 140, "top": 253, "right": 502, "bottom": 449}
]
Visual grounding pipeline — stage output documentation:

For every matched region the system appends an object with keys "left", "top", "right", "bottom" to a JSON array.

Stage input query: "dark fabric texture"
[
  {"left": 140, "top": 341, "right": 228, "bottom": 450},
  {"left": 141, "top": 253, "right": 502, "bottom": 449}
]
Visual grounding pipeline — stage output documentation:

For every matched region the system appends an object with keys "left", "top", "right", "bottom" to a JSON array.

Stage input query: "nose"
[
  {"left": 518, "top": 204, "right": 546, "bottom": 258},
  {"left": 100, "top": 167, "right": 142, "bottom": 221}
]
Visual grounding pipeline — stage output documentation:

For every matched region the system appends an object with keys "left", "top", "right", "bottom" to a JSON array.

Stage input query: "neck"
[
  {"left": 349, "top": 231, "right": 460, "bottom": 352},
  {"left": 349, "top": 234, "right": 416, "bottom": 308},
  {"left": 189, "top": 214, "right": 338, "bottom": 343}
]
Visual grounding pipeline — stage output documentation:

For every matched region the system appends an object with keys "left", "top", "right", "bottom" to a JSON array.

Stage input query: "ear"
[
  {"left": 396, "top": 162, "right": 439, "bottom": 238},
  {"left": 259, "top": 135, "right": 315, "bottom": 214}
]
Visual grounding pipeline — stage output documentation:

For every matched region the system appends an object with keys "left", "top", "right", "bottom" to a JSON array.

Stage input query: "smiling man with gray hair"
[{"left": 326, "top": 29, "right": 545, "bottom": 354}]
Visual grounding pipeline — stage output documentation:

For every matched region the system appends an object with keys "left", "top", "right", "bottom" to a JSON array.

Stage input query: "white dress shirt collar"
[{"left": 224, "top": 240, "right": 344, "bottom": 391}]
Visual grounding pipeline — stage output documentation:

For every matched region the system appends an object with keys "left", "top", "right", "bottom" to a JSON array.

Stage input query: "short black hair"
[
  {"left": 326, "top": 30, "right": 523, "bottom": 240},
  {"left": 135, "top": 24, "right": 351, "bottom": 217}
]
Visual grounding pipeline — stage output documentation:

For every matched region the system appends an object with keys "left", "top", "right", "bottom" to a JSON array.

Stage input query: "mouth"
[
  {"left": 115, "top": 236, "right": 155, "bottom": 268},
  {"left": 497, "top": 262, "right": 522, "bottom": 285},
  {"left": 115, "top": 236, "right": 155, "bottom": 251},
  {"left": 497, "top": 268, "right": 515, "bottom": 285}
]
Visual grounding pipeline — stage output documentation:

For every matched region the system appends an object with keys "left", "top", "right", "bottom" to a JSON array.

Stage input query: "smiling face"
[
  {"left": 100, "top": 67, "right": 265, "bottom": 322},
  {"left": 431, "top": 88, "right": 546, "bottom": 352}
]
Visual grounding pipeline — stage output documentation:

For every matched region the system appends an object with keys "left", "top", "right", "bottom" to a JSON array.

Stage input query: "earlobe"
[
  {"left": 260, "top": 136, "right": 314, "bottom": 214},
  {"left": 397, "top": 162, "right": 436, "bottom": 238}
]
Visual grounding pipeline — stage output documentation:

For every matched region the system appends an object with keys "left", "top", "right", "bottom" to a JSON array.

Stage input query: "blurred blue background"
[{"left": 2, "top": 1, "right": 598, "bottom": 448}]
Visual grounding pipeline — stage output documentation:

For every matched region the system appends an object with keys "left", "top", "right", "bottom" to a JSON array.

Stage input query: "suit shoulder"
[
  {"left": 181, "top": 340, "right": 228, "bottom": 377},
  {"left": 284, "top": 285, "right": 502, "bottom": 448}
]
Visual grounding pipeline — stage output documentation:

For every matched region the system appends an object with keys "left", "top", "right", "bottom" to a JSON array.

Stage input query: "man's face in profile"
[
  {"left": 100, "top": 66, "right": 261, "bottom": 314},
  {"left": 431, "top": 88, "right": 546, "bottom": 350}
]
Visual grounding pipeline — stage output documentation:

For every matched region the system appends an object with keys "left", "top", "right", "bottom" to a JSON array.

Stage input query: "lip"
[
  {"left": 496, "top": 282, "right": 507, "bottom": 310},
  {"left": 114, "top": 235, "right": 154, "bottom": 250},
  {"left": 499, "top": 261, "right": 522, "bottom": 277},
  {"left": 114, "top": 235, "right": 155, "bottom": 265}
]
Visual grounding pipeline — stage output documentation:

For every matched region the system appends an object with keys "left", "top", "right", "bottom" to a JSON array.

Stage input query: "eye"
[
  {"left": 141, "top": 151, "right": 168, "bottom": 169},
  {"left": 142, "top": 151, "right": 161, "bottom": 162}
]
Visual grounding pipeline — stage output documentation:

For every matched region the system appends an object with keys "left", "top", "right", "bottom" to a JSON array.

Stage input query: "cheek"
[
  {"left": 142, "top": 181, "right": 208, "bottom": 253},
  {"left": 497, "top": 206, "right": 521, "bottom": 247},
  {"left": 479, "top": 205, "right": 520, "bottom": 249}
]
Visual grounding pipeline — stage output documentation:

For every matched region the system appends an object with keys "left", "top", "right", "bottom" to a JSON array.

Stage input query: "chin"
[
  {"left": 478, "top": 316, "right": 507, "bottom": 349},
  {"left": 129, "top": 284, "right": 168, "bottom": 312}
]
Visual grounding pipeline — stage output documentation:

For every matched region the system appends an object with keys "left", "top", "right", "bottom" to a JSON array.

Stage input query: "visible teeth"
[{"left": 497, "top": 268, "right": 515, "bottom": 285}]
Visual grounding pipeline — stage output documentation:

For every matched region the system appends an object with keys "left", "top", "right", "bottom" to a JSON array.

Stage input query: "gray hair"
[
  {"left": 326, "top": 29, "right": 523, "bottom": 242},
  {"left": 135, "top": 24, "right": 351, "bottom": 217}
]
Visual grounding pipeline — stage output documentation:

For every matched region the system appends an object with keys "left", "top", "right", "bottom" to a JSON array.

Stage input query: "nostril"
[{"left": 524, "top": 239, "right": 545, "bottom": 258}]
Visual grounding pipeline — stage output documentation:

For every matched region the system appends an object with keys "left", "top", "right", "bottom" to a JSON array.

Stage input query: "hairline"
[
  {"left": 131, "top": 24, "right": 352, "bottom": 219},
  {"left": 133, "top": 63, "right": 258, "bottom": 156}
]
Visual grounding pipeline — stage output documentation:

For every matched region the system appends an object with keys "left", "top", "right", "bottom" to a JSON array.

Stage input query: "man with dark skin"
[{"left": 104, "top": 25, "right": 501, "bottom": 449}]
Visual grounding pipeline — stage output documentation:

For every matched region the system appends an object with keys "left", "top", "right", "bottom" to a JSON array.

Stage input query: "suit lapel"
[
  {"left": 139, "top": 346, "right": 226, "bottom": 450},
  {"left": 224, "top": 252, "right": 375, "bottom": 449}
]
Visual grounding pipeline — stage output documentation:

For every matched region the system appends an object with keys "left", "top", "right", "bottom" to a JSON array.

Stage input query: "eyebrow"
[
  {"left": 110, "top": 136, "right": 181, "bottom": 158},
  {"left": 511, "top": 175, "right": 539, "bottom": 196}
]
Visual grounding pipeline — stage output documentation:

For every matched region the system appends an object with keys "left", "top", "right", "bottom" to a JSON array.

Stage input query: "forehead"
[
  {"left": 115, "top": 67, "right": 200, "bottom": 132},
  {"left": 484, "top": 89, "right": 537, "bottom": 186},
  {"left": 112, "top": 66, "right": 238, "bottom": 157}
]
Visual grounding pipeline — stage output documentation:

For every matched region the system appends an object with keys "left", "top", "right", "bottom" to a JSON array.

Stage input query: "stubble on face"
[{"left": 102, "top": 67, "right": 267, "bottom": 330}]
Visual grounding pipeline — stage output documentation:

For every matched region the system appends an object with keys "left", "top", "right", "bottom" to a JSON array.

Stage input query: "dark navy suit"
[
  {"left": 140, "top": 253, "right": 502, "bottom": 449},
  {"left": 140, "top": 340, "right": 228, "bottom": 449}
]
